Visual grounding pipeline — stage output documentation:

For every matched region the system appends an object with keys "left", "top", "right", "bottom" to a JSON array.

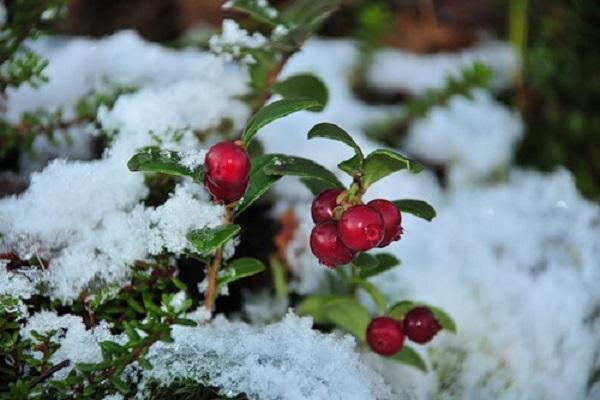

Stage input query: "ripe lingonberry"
[
  {"left": 310, "top": 220, "right": 356, "bottom": 268},
  {"left": 205, "top": 141, "right": 251, "bottom": 189},
  {"left": 311, "top": 188, "right": 343, "bottom": 223},
  {"left": 367, "top": 199, "right": 402, "bottom": 247},
  {"left": 204, "top": 174, "right": 249, "bottom": 204},
  {"left": 403, "top": 307, "right": 442, "bottom": 344},
  {"left": 366, "top": 317, "right": 405, "bottom": 356},
  {"left": 338, "top": 205, "right": 384, "bottom": 251}
]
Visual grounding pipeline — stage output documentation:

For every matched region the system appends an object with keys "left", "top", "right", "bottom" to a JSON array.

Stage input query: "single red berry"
[
  {"left": 309, "top": 220, "right": 356, "bottom": 268},
  {"left": 204, "top": 141, "right": 251, "bottom": 189},
  {"left": 338, "top": 205, "right": 384, "bottom": 251},
  {"left": 367, "top": 199, "right": 403, "bottom": 247},
  {"left": 204, "top": 174, "right": 249, "bottom": 204},
  {"left": 403, "top": 307, "right": 442, "bottom": 344},
  {"left": 311, "top": 188, "right": 343, "bottom": 223},
  {"left": 366, "top": 317, "right": 405, "bottom": 356}
]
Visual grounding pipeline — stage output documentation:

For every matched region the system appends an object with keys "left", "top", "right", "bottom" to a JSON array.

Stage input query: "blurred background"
[{"left": 49, "top": 0, "right": 600, "bottom": 201}]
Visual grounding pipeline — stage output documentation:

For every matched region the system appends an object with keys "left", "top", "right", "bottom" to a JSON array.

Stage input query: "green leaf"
[
  {"left": 307, "top": 123, "right": 363, "bottom": 159},
  {"left": 186, "top": 224, "right": 241, "bottom": 255},
  {"left": 127, "top": 147, "right": 203, "bottom": 181},
  {"left": 359, "top": 253, "right": 400, "bottom": 279},
  {"left": 299, "top": 177, "right": 337, "bottom": 195},
  {"left": 390, "top": 345, "right": 428, "bottom": 372},
  {"left": 296, "top": 294, "right": 350, "bottom": 325},
  {"left": 217, "top": 257, "right": 266, "bottom": 287},
  {"left": 263, "top": 154, "right": 344, "bottom": 189},
  {"left": 138, "top": 357, "right": 154, "bottom": 370},
  {"left": 76, "top": 361, "right": 111, "bottom": 372},
  {"left": 225, "top": 0, "right": 280, "bottom": 26},
  {"left": 242, "top": 97, "right": 322, "bottom": 146},
  {"left": 274, "top": 74, "right": 328, "bottom": 110},
  {"left": 235, "top": 154, "right": 282, "bottom": 217},
  {"left": 110, "top": 376, "right": 130, "bottom": 394},
  {"left": 387, "top": 301, "right": 456, "bottom": 333},
  {"left": 353, "top": 253, "right": 378, "bottom": 269},
  {"left": 126, "top": 298, "right": 145, "bottom": 314},
  {"left": 280, "top": 0, "right": 340, "bottom": 46},
  {"left": 99, "top": 341, "right": 123, "bottom": 355},
  {"left": 338, "top": 154, "right": 363, "bottom": 177},
  {"left": 428, "top": 306, "right": 457, "bottom": 333},
  {"left": 393, "top": 199, "right": 437, "bottom": 222},
  {"left": 354, "top": 280, "right": 387, "bottom": 315},
  {"left": 172, "top": 318, "right": 198, "bottom": 327},
  {"left": 386, "top": 300, "right": 415, "bottom": 319},
  {"left": 362, "top": 149, "right": 424, "bottom": 188},
  {"left": 323, "top": 298, "right": 371, "bottom": 342}
]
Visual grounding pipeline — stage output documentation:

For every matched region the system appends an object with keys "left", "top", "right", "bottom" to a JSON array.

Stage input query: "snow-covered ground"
[{"left": 1, "top": 31, "right": 599, "bottom": 399}]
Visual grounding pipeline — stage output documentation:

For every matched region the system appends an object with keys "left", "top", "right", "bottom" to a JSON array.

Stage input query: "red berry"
[
  {"left": 204, "top": 174, "right": 249, "bottom": 204},
  {"left": 367, "top": 199, "right": 402, "bottom": 247},
  {"left": 311, "top": 189, "right": 343, "bottom": 223},
  {"left": 366, "top": 317, "right": 405, "bottom": 356},
  {"left": 338, "top": 205, "right": 384, "bottom": 251},
  {"left": 309, "top": 220, "right": 356, "bottom": 268},
  {"left": 205, "top": 142, "right": 251, "bottom": 189},
  {"left": 403, "top": 307, "right": 442, "bottom": 344}
]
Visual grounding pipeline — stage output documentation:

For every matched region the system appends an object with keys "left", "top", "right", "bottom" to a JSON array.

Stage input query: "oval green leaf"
[
  {"left": 362, "top": 149, "right": 424, "bottom": 188},
  {"left": 390, "top": 345, "right": 428, "bottom": 372},
  {"left": 127, "top": 146, "right": 204, "bottom": 182},
  {"left": 263, "top": 154, "right": 344, "bottom": 189},
  {"left": 186, "top": 224, "right": 241, "bottom": 255},
  {"left": 235, "top": 154, "right": 283, "bottom": 217},
  {"left": 393, "top": 199, "right": 437, "bottom": 222},
  {"left": 296, "top": 294, "right": 349, "bottom": 325},
  {"left": 274, "top": 74, "right": 328, "bottom": 110},
  {"left": 217, "top": 257, "right": 266, "bottom": 287},
  {"left": 323, "top": 298, "right": 371, "bottom": 342},
  {"left": 307, "top": 123, "right": 363, "bottom": 159},
  {"left": 242, "top": 97, "right": 322, "bottom": 146},
  {"left": 359, "top": 253, "right": 400, "bottom": 279}
]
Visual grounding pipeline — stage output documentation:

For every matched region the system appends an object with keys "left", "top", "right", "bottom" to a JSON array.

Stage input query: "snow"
[
  {"left": 405, "top": 90, "right": 523, "bottom": 184},
  {"left": 368, "top": 41, "right": 519, "bottom": 94},
  {"left": 1, "top": 28, "right": 598, "bottom": 400},
  {"left": 141, "top": 312, "right": 397, "bottom": 400},
  {"left": 257, "top": 39, "right": 600, "bottom": 399},
  {"left": 0, "top": 32, "right": 249, "bottom": 302},
  {"left": 21, "top": 311, "right": 122, "bottom": 380},
  {"left": 209, "top": 19, "right": 268, "bottom": 58}
]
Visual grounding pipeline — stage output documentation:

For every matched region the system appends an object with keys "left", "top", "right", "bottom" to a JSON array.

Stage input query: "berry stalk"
[{"left": 203, "top": 205, "right": 234, "bottom": 312}]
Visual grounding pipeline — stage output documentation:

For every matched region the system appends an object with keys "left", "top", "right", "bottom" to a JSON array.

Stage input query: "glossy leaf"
[
  {"left": 299, "top": 177, "right": 337, "bottom": 195},
  {"left": 217, "top": 257, "right": 266, "bottom": 287},
  {"left": 338, "top": 154, "right": 363, "bottom": 177},
  {"left": 323, "top": 298, "right": 371, "bottom": 342},
  {"left": 353, "top": 253, "right": 378, "bottom": 269},
  {"left": 390, "top": 345, "right": 428, "bottom": 372},
  {"left": 263, "top": 154, "right": 344, "bottom": 189},
  {"left": 242, "top": 97, "right": 322, "bottom": 146},
  {"left": 274, "top": 74, "right": 328, "bottom": 110},
  {"left": 359, "top": 253, "right": 400, "bottom": 279},
  {"left": 186, "top": 224, "right": 241, "bottom": 255},
  {"left": 225, "top": 0, "right": 280, "bottom": 26},
  {"left": 296, "top": 294, "right": 348, "bottom": 325},
  {"left": 362, "top": 149, "right": 423, "bottom": 188},
  {"left": 127, "top": 146, "right": 204, "bottom": 181},
  {"left": 235, "top": 154, "right": 283, "bottom": 216},
  {"left": 307, "top": 123, "right": 363, "bottom": 159},
  {"left": 393, "top": 199, "right": 437, "bottom": 222}
]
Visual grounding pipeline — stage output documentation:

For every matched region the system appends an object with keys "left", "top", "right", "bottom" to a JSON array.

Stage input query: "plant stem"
[{"left": 203, "top": 205, "right": 234, "bottom": 313}]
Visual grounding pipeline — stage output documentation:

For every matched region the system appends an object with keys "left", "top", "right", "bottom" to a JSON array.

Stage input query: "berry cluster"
[
  {"left": 366, "top": 307, "right": 442, "bottom": 356},
  {"left": 204, "top": 141, "right": 251, "bottom": 203},
  {"left": 309, "top": 189, "right": 403, "bottom": 268}
]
